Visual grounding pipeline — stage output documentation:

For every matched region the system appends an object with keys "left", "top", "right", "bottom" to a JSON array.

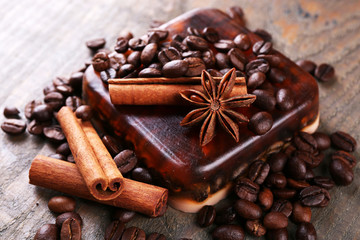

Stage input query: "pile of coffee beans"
[
  {"left": 195, "top": 130, "right": 357, "bottom": 240},
  {"left": 296, "top": 60, "right": 335, "bottom": 83}
]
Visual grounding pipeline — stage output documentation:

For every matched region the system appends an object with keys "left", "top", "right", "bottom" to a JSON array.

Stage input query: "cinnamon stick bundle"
[
  {"left": 108, "top": 77, "right": 247, "bottom": 105},
  {"left": 57, "top": 106, "right": 124, "bottom": 201},
  {"left": 29, "top": 155, "right": 168, "bottom": 217}
]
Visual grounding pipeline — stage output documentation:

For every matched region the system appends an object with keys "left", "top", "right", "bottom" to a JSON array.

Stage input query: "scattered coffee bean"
[
  {"left": 291, "top": 201, "right": 311, "bottom": 223},
  {"left": 228, "top": 48, "right": 247, "bottom": 71},
  {"left": 114, "top": 149, "right": 137, "bottom": 174},
  {"left": 268, "top": 152, "right": 288, "bottom": 173},
  {"left": 86, "top": 38, "right": 106, "bottom": 51},
  {"left": 315, "top": 63, "right": 335, "bottom": 82},
  {"left": 48, "top": 153, "right": 66, "bottom": 161},
  {"left": 235, "top": 199, "right": 262, "bottom": 220},
  {"left": 141, "top": 43, "right": 158, "bottom": 65},
  {"left": 56, "top": 212, "right": 82, "bottom": 228},
  {"left": 147, "top": 31, "right": 160, "bottom": 43},
  {"left": 252, "top": 89, "right": 276, "bottom": 111},
  {"left": 269, "top": 68, "right": 286, "bottom": 83},
  {"left": 65, "top": 96, "right": 82, "bottom": 112},
  {"left": 43, "top": 84, "right": 57, "bottom": 95},
  {"left": 44, "top": 92, "right": 64, "bottom": 111},
  {"left": 266, "top": 228, "right": 288, "bottom": 240},
  {"left": 287, "top": 178, "right": 310, "bottom": 189},
  {"left": 285, "top": 154, "right": 307, "bottom": 180},
  {"left": 329, "top": 158, "right": 354, "bottom": 186},
  {"left": 312, "top": 132, "right": 331, "bottom": 150},
  {"left": 249, "top": 111, "right": 273, "bottom": 135},
  {"left": 215, "top": 205, "right": 237, "bottom": 225},
  {"left": 202, "top": 27, "right": 219, "bottom": 43},
  {"left": 158, "top": 47, "right": 181, "bottom": 64},
  {"left": 299, "top": 186, "right": 325, "bottom": 207},
  {"left": 100, "top": 68, "right": 117, "bottom": 83},
  {"left": 296, "top": 222, "right": 317, "bottom": 240},
  {"left": 121, "top": 226, "right": 146, "bottom": 240},
  {"left": 92, "top": 52, "right": 110, "bottom": 72},
  {"left": 148, "top": 29, "right": 168, "bottom": 40},
  {"left": 312, "top": 176, "right": 335, "bottom": 190},
  {"left": 258, "top": 187, "right": 273, "bottom": 211},
  {"left": 55, "top": 84, "right": 73, "bottom": 96},
  {"left": 182, "top": 50, "right": 202, "bottom": 58},
  {"left": 276, "top": 88, "right": 294, "bottom": 111},
  {"left": 147, "top": 232, "right": 166, "bottom": 240},
  {"left": 118, "top": 64, "right": 136, "bottom": 77},
  {"left": 1, "top": 119, "right": 26, "bottom": 135},
  {"left": 32, "top": 104, "right": 53, "bottom": 122},
  {"left": 212, "top": 224, "right": 245, "bottom": 240},
  {"left": 111, "top": 208, "right": 136, "bottom": 223},
  {"left": 68, "top": 72, "right": 83, "bottom": 90},
  {"left": 162, "top": 60, "right": 189, "bottom": 78},
  {"left": 60, "top": 218, "right": 81, "bottom": 240},
  {"left": 214, "top": 39, "right": 236, "bottom": 52},
  {"left": 263, "top": 212, "right": 288, "bottom": 229},
  {"left": 265, "top": 173, "right": 287, "bottom": 189},
  {"left": 3, "top": 106, "right": 20, "bottom": 118},
  {"left": 234, "top": 33, "right": 250, "bottom": 51},
  {"left": 202, "top": 50, "right": 216, "bottom": 68},
  {"left": 25, "top": 100, "right": 42, "bottom": 119},
  {"left": 294, "top": 132, "right": 317, "bottom": 153},
  {"left": 128, "top": 38, "right": 147, "bottom": 51},
  {"left": 271, "top": 200, "right": 293, "bottom": 217},
  {"left": 43, "top": 125, "right": 65, "bottom": 143},
  {"left": 332, "top": 150, "right": 357, "bottom": 168},
  {"left": 272, "top": 188, "right": 297, "bottom": 199},
  {"left": 215, "top": 52, "right": 230, "bottom": 69},
  {"left": 53, "top": 76, "right": 70, "bottom": 87},
  {"left": 294, "top": 150, "right": 323, "bottom": 169},
  {"left": 245, "top": 220, "right": 266, "bottom": 237},
  {"left": 28, "top": 120, "right": 51, "bottom": 135},
  {"left": 252, "top": 40, "right": 272, "bottom": 55},
  {"left": 185, "top": 35, "right": 209, "bottom": 51},
  {"left": 48, "top": 195, "right": 76, "bottom": 213},
  {"left": 34, "top": 224, "right": 58, "bottom": 240},
  {"left": 330, "top": 131, "right": 357, "bottom": 152},
  {"left": 235, "top": 177, "right": 260, "bottom": 202},
  {"left": 75, "top": 105, "right": 93, "bottom": 121},
  {"left": 184, "top": 57, "right": 206, "bottom": 76},
  {"left": 296, "top": 60, "right": 317, "bottom": 75},
  {"left": 248, "top": 160, "right": 270, "bottom": 184},
  {"left": 56, "top": 142, "right": 70, "bottom": 156},
  {"left": 127, "top": 51, "right": 141, "bottom": 67},
  {"left": 247, "top": 72, "right": 266, "bottom": 89},
  {"left": 114, "top": 37, "right": 129, "bottom": 53},
  {"left": 170, "top": 40, "right": 188, "bottom": 52},
  {"left": 197, "top": 205, "right": 216, "bottom": 227},
  {"left": 105, "top": 220, "right": 125, "bottom": 240},
  {"left": 102, "top": 135, "right": 122, "bottom": 156},
  {"left": 246, "top": 59, "right": 270, "bottom": 76},
  {"left": 131, "top": 167, "right": 153, "bottom": 184},
  {"left": 254, "top": 29, "right": 272, "bottom": 42}
]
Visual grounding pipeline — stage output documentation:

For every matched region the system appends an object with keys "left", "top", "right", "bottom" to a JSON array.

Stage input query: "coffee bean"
[
  {"left": 148, "top": 29, "right": 168, "bottom": 40},
  {"left": 55, "top": 84, "right": 73, "bottom": 96},
  {"left": 92, "top": 52, "right": 110, "bottom": 72},
  {"left": 287, "top": 178, "right": 310, "bottom": 189},
  {"left": 127, "top": 51, "right": 141, "bottom": 67},
  {"left": 86, "top": 38, "right": 106, "bottom": 51},
  {"left": 248, "top": 160, "right": 270, "bottom": 184},
  {"left": 118, "top": 64, "right": 136, "bottom": 78},
  {"left": 67, "top": 155, "right": 75, "bottom": 163},
  {"left": 266, "top": 228, "right": 289, "bottom": 240},
  {"left": 131, "top": 167, "right": 153, "bottom": 184},
  {"left": 318, "top": 187, "right": 331, "bottom": 207},
  {"left": 315, "top": 63, "right": 335, "bottom": 82},
  {"left": 69, "top": 72, "right": 83, "bottom": 90},
  {"left": 247, "top": 72, "right": 266, "bottom": 89},
  {"left": 312, "top": 176, "right": 335, "bottom": 190},
  {"left": 184, "top": 57, "right": 205, "bottom": 76},
  {"left": 252, "top": 89, "right": 276, "bottom": 111},
  {"left": 114, "top": 149, "right": 137, "bottom": 174},
  {"left": 43, "top": 125, "right": 65, "bottom": 143},
  {"left": 330, "top": 131, "right": 357, "bottom": 152},
  {"left": 296, "top": 60, "right": 317, "bottom": 75},
  {"left": 148, "top": 62, "right": 162, "bottom": 71},
  {"left": 114, "top": 37, "right": 129, "bottom": 53},
  {"left": 271, "top": 200, "right": 293, "bottom": 217},
  {"left": 3, "top": 106, "right": 20, "bottom": 118},
  {"left": 245, "top": 220, "right": 266, "bottom": 237},
  {"left": 141, "top": 43, "right": 158, "bottom": 65},
  {"left": 272, "top": 188, "right": 297, "bottom": 199},
  {"left": 44, "top": 92, "right": 64, "bottom": 111},
  {"left": 48, "top": 153, "right": 66, "bottom": 161},
  {"left": 102, "top": 135, "right": 122, "bottom": 156},
  {"left": 296, "top": 222, "right": 317, "bottom": 240},
  {"left": 158, "top": 47, "right": 181, "bottom": 64},
  {"left": 197, "top": 205, "right": 216, "bottom": 227},
  {"left": 263, "top": 212, "right": 288, "bottom": 229},
  {"left": 55, "top": 142, "right": 70, "bottom": 156},
  {"left": 202, "top": 50, "right": 216, "bottom": 68},
  {"left": 257, "top": 54, "right": 281, "bottom": 67},
  {"left": 268, "top": 152, "right": 288, "bottom": 173},
  {"left": 185, "top": 35, "right": 209, "bottom": 51},
  {"left": 32, "top": 104, "right": 53, "bottom": 122},
  {"left": 65, "top": 96, "right": 82, "bottom": 112},
  {"left": 56, "top": 212, "right": 82, "bottom": 228},
  {"left": 147, "top": 31, "right": 161, "bottom": 43},
  {"left": 283, "top": 144, "right": 297, "bottom": 157},
  {"left": 235, "top": 177, "right": 260, "bottom": 202},
  {"left": 215, "top": 52, "right": 230, "bottom": 69},
  {"left": 252, "top": 40, "right": 272, "bottom": 55},
  {"left": 105, "top": 220, "right": 125, "bottom": 240},
  {"left": 234, "top": 33, "right": 250, "bottom": 51},
  {"left": 138, "top": 68, "right": 162, "bottom": 78},
  {"left": 227, "top": 48, "right": 247, "bottom": 71},
  {"left": 269, "top": 68, "right": 286, "bottom": 83},
  {"left": 258, "top": 187, "right": 273, "bottom": 211},
  {"left": 162, "top": 60, "right": 189, "bottom": 78},
  {"left": 254, "top": 29, "right": 272, "bottom": 42},
  {"left": 43, "top": 84, "right": 57, "bottom": 95},
  {"left": 147, "top": 233, "right": 166, "bottom": 240},
  {"left": 227, "top": 5, "right": 245, "bottom": 23},
  {"left": 305, "top": 169, "right": 315, "bottom": 181},
  {"left": 34, "top": 224, "right": 58, "bottom": 240},
  {"left": 329, "top": 158, "right": 354, "bottom": 186},
  {"left": 28, "top": 120, "right": 51, "bottom": 135},
  {"left": 112, "top": 208, "right": 136, "bottom": 223},
  {"left": 48, "top": 195, "right": 76, "bottom": 213},
  {"left": 265, "top": 173, "right": 287, "bottom": 189},
  {"left": 215, "top": 204, "right": 237, "bottom": 225},
  {"left": 170, "top": 40, "right": 188, "bottom": 52},
  {"left": 294, "top": 150, "right": 323, "bottom": 169},
  {"left": 332, "top": 150, "right": 357, "bottom": 168},
  {"left": 299, "top": 186, "right": 326, "bottom": 207},
  {"left": 53, "top": 76, "right": 70, "bottom": 87},
  {"left": 75, "top": 105, "right": 93, "bottom": 121},
  {"left": 214, "top": 39, "right": 236, "bottom": 52},
  {"left": 235, "top": 199, "right": 262, "bottom": 220},
  {"left": 1, "top": 119, "right": 26, "bottom": 135},
  {"left": 60, "top": 218, "right": 81, "bottom": 240},
  {"left": 276, "top": 88, "right": 294, "bottom": 111},
  {"left": 109, "top": 52, "right": 127, "bottom": 69},
  {"left": 100, "top": 68, "right": 117, "bottom": 83},
  {"left": 291, "top": 201, "right": 311, "bottom": 223},
  {"left": 212, "top": 225, "right": 245, "bottom": 240},
  {"left": 246, "top": 59, "right": 270, "bottom": 76},
  {"left": 249, "top": 111, "right": 273, "bottom": 135},
  {"left": 294, "top": 132, "right": 318, "bottom": 153},
  {"left": 312, "top": 132, "right": 331, "bottom": 150},
  {"left": 202, "top": 27, "right": 219, "bottom": 43},
  {"left": 122, "top": 226, "right": 146, "bottom": 240},
  {"left": 25, "top": 100, "right": 42, "bottom": 120},
  {"left": 182, "top": 50, "right": 202, "bottom": 58},
  {"left": 128, "top": 38, "right": 147, "bottom": 51},
  {"left": 285, "top": 154, "right": 307, "bottom": 180}
]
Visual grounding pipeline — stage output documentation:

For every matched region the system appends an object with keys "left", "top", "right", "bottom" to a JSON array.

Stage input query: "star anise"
[{"left": 180, "top": 68, "right": 256, "bottom": 146}]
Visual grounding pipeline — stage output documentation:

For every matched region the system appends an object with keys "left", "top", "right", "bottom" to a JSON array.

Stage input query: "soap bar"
[{"left": 83, "top": 8, "right": 319, "bottom": 209}]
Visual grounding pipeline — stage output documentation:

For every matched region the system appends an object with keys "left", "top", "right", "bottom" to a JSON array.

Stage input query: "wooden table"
[{"left": 1, "top": 0, "right": 359, "bottom": 239}]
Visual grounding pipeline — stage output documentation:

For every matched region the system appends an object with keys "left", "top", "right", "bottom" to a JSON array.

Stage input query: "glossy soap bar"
[{"left": 83, "top": 8, "right": 319, "bottom": 204}]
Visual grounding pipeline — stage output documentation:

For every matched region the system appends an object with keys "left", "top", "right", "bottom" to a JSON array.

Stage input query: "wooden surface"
[{"left": 0, "top": 0, "right": 359, "bottom": 239}]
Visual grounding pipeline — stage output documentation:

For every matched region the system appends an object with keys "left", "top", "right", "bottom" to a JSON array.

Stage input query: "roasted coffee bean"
[
  {"left": 283, "top": 144, "right": 297, "bottom": 157},
  {"left": 53, "top": 76, "right": 70, "bottom": 87},
  {"left": 92, "top": 52, "right": 110, "bottom": 72},
  {"left": 296, "top": 222, "right": 317, "bottom": 240},
  {"left": 114, "top": 149, "right": 137, "bottom": 174},
  {"left": 147, "top": 31, "right": 160, "bottom": 44},
  {"left": 227, "top": 48, "right": 247, "bottom": 71},
  {"left": 215, "top": 205, "right": 237, "bottom": 225},
  {"left": 141, "top": 43, "right": 158, "bottom": 65},
  {"left": 148, "top": 62, "right": 162, "bottom": 71},
  {"left": 118, "top": 30, "right": 133, "bottom": 40},
  {"left": 56, "top": 142, "right": 70, "bottom": 156},
  {"left": 312, "top": 132, "right": 331, "bottom": 150},
  {"left": 266, "top": 228, "right": 289, "bottom": 240},
  {"left": 202, "top": 50, "right": 216, "bottom": 68},
  {"left": 56, "top": 212, "right": 82, "bottom": 228},
  {"left": 305, "top": 169, "right": 315, "bottom": 181},
  {"left": 184, "top": 57, "right": 205, "bottom": 77},
  {"left": 148, "top": 29, "right": 168, "bottom": 40},
  {"left": 258, "top": 187, "right": 273, "bottom": 211},
  {"left": 147, "top": 233, "right": 166, "bottom": 240},
  {"left": 330, "top": 131, "right": 357, "bottom": 152},
  {"left": 254, "top": 29, "right": 272, "bottom": 42},
  {"left": 220, "top": 68, "right": 232, "bottom": 75},
  {"left": 227, "top": 5, "right": 245, "bottom": 23},
  {"left": 112, "top": 208, "right": 136, "bottom": 222},
  {"left": 44, "top": 92, "right": 64, "bottom": 111},
  {"left": 86, "top": 38, "right": 106, "bottom": 51},
  {"left": 67, "top": 155, "right": 75, "bottom": 163},
  {"left": 162, "top": 60, "right": 189, "bottom": 78},
  {"left": 43, "top": 125, "right": 65, "bottom": 143},
  {"left": 31, "top": 104, "right": 53, "bottom": 122},
  {"left": 315, "top": 63, "right": 335, "bottom": 82},
  {"left": 170, "top": 40, "right": 188, "bottom": 52},
  {"left": 252, "top": 89, "right": 276, "bottom": 111},
  {"left": 212, "top": 224, "right": 245, "bottom": 240},
  {"left": 122, "top": 226, "right": 146, "bottom": 240},
  {"left": 158, "top": 47, "right": 181, "bottom": 64},
  {"left": 269, "top": 68, "right": 286, "bottom": 83},
  {"left": 187, "top": 27, "right": 201, "bottom": 36},
  {"left": 311, "top": 176, "right": 334, "bottom": 190},
  {"left": 246, "top": 59, "right": 270, "bottom": 76},
  {"left": 138, "top": 68, "right": 162, "bottom": 78},
  {"left": 182, "top": 50, "right": 202, "bottom": 58},
  {"left": 235, "top": 177, "right": 260, "bottom": 202},
  {"left": 197, "top": 205, "right": 216, "bottom": 227},
  {"left": 43, "top": 84, "right": 57, "bottom": 95},
  {"left": 127, "top": 51, "right": 142, "bottom": 67},
  {"left": 272, "top": 188, "right": 297, "bottom": 200},
  {"left": 202, "top": 27, "right": 219, "bottom": 43},
  {"left": 207, "top": 69, "right": 223, "bottom": 77},
  {"left": 294, "top": 150, "right": 323, "bottom": 169},
  {"left": 299, "top": 186, "right": 326, "bottom": 207},
  {"left": 249, "top": 111, "right": 273, "bottom": 135},
  {"left": 34, "top": 224, "right": 58, "bottom": 240},
  {"left": 100, "top": 68, "right": 117, "bottom": 83},
  {"left": 263, "top": 212, "right": 288, "bottom": 229},
  {"left": 48, "top": 153, "right": 66, "bottom": 161},
  {"left": 185, "top": 35, "right": 209, "bottom": 51},
  {"left": 214, "top": 39, "right": 236, "bottom": 52},
  {"left": 132, "top": 167, "right": 153, "bottom": 184},
  {"left": 67, "top": 71, "right": 83, "bottom": 91},
  {"left": 97, "top": 48, "right": 112, "bottom": 55},
  {"left": 48, "top": 195, "right": 76, "bottom": 213},
  {"left": 294, "top": 132, "right": 318, "bottom": 153},
  {"left": 102, "top": 135, "right": 122, "bottom": 156},
  {"left": 268, "top": 152, "right": 288, "bottom": 173},
  {"left": 247, "top": 72, "right": 266, "bottom": 89},
  {"left": 55, "top": 84, "right": 73, "bottom": 96},
  {"left": 265, "top": 173, "right": 287, "bottom": 189},
  {"left": 128, "top": 38, "right": 147, "bottom": 51},
  {"left": 248, "top": 160, "right": 270, "bottom": 184},
  {"left": 234, "top": 33, "right": 250, "bottom": 51},
  {"left": 332, "top": 150, "right": 357, "bottom": 168},
  {"left": 271, "top": 200, "right": 292, "bottom": 217},
  {"left": 215, "top": 52, "right": 230, "bottom": 69},
  {"left": 291, "top": 201, "right": 311, "bottom": 223},
  {"left": 245, "top": 220, "right": 266, "bottom": 237},
  {"left": 318, "top": 187, "right": 331, "bottom": 207},
  {"left": 105, "top": 220, "right": 125, "bottom": 240},
  {"left": 3, "top": 106, "right": 20, "bottom": 118},
  {"left": 287, "top": 178, "right": 310, "bottom": 189},
  {"left": 27, "top": 120, "right": 51, "bottom": 135},
  {"left": 60, "top": 218, "right": 81, "bottom": 240},
  {"left": 118, "top": 64, "right": 136, "bottom": 78},
  {"left": 296, "top": 60, "right": 317, "bottom": 75},
  {"left": 114, "top": 37, "right": 129, "bottom": 53},
  {"left": 285, "top": 154, "right": 307, "bottom": 180},
  {"left": 235, "top": 199, "right": 262, "bottom": 220},
  {"left": 109, "top": 52, "right": 127, "bottom": 67},
  {"left": 257, "top": 54, "right": 281, "bottom": 67},
  {"left": 1, "top": 119, "right": 26, "bottom": 135},
  {"left": 329, "top": 158, "right": 354, "bottom": 185},
  {"left": 65, "top": 96, "right": 82, "bottom": 112},
  {"left": 252, "top": 40, "right": 272, "bottom": 55},
  {"left": 276, "top": 88, "right": 294, "bottom": 111}
]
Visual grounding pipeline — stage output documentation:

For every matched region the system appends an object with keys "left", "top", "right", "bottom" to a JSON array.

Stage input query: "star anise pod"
[{"left": 180, "top": 68, "right": 256, "bottom": 146}]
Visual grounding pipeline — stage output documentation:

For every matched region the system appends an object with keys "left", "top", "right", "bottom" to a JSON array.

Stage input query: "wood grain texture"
[{"left": 0, "top": 0, "right": 359, "bottom": 239}]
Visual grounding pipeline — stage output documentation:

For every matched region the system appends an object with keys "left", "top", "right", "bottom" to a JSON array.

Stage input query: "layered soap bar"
[{"left": 83, "top": 8, "right": 319, "bottom": 207}]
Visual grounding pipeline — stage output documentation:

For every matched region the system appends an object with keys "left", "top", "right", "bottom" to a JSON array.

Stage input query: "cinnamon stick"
[
  {"left": 108, "top": 76, "right": 247, "bottom": 105},
  {"left": 57, "top": 106, "right": 124, "bottom": 201},
  {"left": 29, "top": 155, "right": 168, "bottom": 217}
]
